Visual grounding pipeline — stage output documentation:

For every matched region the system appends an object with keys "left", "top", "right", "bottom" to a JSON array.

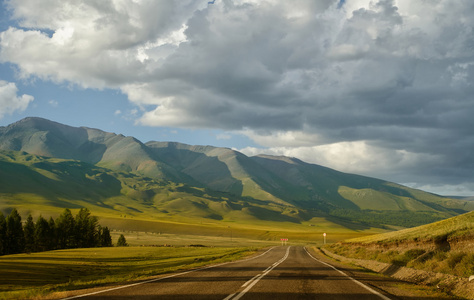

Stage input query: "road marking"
[
  {"left": 304, "top": 247, "right": 392, "bottom": 300},
  {"left": 224, "top": 246, "right": 291, "bottom": 300},
  {"left": 60, "top": 247, "right": 276, "bottom": 300},
  {"left": 222, "top": 293, "right": 236, "bottom": 300}
]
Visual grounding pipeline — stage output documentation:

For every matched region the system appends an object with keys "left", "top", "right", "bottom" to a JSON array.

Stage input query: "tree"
[
  {"left": 116, "top": 234, "right": 128, "bottom": 247},
  {"left": 56, "top": 209, "right": 76, "bottom": 249},
  {"left": 47, "top": 217, "right": 57, "bottom": 250},
  {"left": 34, "top": 216, "right": 50, "bottom": 252},
  {"left": 5, "top": 209, "right": 25, "bottom": 254},
  {"left": 75, "top": 208, "right": 98, "bottom": 248},
  {"left": 23, "top": 214, "right": 35, "bottom": 253},
  {"left": 0, "top": 212, "right": 6, "bottom": 255},
  {"left": 97, "top": 225, "right": 112, "bottom": 247}
]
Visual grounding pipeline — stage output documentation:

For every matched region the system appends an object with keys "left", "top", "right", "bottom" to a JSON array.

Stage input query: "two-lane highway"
[{"left": 62, "top": 246, "right": 392, "bottom": 300}]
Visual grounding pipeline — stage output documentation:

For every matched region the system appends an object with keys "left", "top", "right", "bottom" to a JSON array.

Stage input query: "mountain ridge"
[{"left": 1, "top": 117, "right": 473, "bottom": 228}]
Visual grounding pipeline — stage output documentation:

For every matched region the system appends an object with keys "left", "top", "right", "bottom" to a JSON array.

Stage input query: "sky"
[{"left": 0, "top": 0, "right": 473, "bottom": 196}]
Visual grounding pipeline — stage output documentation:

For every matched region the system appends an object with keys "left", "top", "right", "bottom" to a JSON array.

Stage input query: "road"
[{"left": 62, "top": 246, "right": 394, "bottom": 300}]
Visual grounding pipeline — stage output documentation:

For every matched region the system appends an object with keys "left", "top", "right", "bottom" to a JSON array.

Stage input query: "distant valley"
[{"left": 1, "top": 117, "right": 473, "bottom": 235}]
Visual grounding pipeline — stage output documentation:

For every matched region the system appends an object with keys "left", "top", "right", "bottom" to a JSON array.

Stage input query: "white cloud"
[
  {"left": 239, "top": 140, "right": 441, "bottom": 181},
  {"left": 0, "top": 80, "right": 34, "bottom": 118},
  {"left": 48, "top": 100, "right": 58, "bottom": 107}
]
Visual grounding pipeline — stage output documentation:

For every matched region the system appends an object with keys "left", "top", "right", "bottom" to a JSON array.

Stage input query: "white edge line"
[
  {"left": 304, "top": 247, "right": 392, "bottom": 300},
  {"left": 60, "top": 246, "right": 277, "bottom": 300}
]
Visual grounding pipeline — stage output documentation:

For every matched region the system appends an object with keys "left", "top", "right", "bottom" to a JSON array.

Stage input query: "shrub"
[
  {"left": 447, "top": 252, "right": 466, "bottom": 269},
  {"left": 404, "top": 249, "right": 426, "bottom": 260},
  {"left": 393, "top": 249, "right": 426, "bottom": 267},
  {"left": 454, "top": 253, "right": 474, "bottom": 277}
]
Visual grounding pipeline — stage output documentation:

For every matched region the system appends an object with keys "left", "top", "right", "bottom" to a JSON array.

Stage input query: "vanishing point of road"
[{"left": 61, "top": 246, "right": 394, "bottom": 300}]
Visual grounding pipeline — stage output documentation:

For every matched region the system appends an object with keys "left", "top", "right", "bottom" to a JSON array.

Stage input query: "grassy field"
[
  {"left": 324, "top": 211, "right": 474, "bottom": 278},
  {"left": 0, "top": 220, "right": 380, "bottom": 300},
  {"left": 346, "top": 210, "right": 474, "bottom": 244},
  {"left": 0, "top": 245, "right": 258, "bottom": 300}
]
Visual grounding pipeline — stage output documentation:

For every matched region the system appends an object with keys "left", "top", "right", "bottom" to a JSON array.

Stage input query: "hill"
[
  {"left": 1, "top": 117, "right": 473, "bottom": 230},
  {"left": 347, "top": 210, "right": 474, "bottom": 246},
  {"left": 323, "top": 212, "right": 474, "bottom": 299}
]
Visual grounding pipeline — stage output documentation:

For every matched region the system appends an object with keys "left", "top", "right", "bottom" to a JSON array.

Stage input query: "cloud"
[
  {"left": 216, "top": 133, "right": 232, "bottom": 140},
  {"left": 0, "top": 80, "right": 34, "bottom": 118},
  {"left": 1, "top": 0, "right": 474, "bottom": 194},
  {"left": 239, "top": 139, "right": 442, "bottom": 183}
]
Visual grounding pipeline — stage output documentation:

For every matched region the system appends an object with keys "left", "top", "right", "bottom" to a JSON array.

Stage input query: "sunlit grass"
[{"left": 0, "top": 246, "right": 257, "bottom": 300}]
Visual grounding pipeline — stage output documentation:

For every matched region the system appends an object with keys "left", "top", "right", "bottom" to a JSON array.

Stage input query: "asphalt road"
[{"left": 62, "top": 246, "right": 394, "bottom": 300}]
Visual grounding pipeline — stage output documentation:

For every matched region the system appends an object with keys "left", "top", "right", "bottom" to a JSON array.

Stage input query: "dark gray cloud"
[{"left": 1, "top": 0, "right": 474, "bottom": 195}]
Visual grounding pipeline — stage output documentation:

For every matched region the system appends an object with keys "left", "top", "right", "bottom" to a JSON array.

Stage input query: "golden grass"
[{"left": 0, "top": 246, "right": 256, "bottom": 300}]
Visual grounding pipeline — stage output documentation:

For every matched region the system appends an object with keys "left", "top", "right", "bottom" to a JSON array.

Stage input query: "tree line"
[{"left": 0, "top": 208, "right": 127, "bottom": 256}]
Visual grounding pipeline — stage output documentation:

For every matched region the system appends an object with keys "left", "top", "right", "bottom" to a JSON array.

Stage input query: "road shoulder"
[{"left": 306, "top": 246, "right": 460, "bottom": 300}]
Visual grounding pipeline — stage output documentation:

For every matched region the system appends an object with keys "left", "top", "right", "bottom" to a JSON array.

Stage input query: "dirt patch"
[{"left": 320, "top": 248, "right": 474, "bottom": 300}]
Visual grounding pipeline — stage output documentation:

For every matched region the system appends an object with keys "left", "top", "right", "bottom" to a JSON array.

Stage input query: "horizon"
[{"left": 1, "top": 0, "right": 474, "bottom": 196}]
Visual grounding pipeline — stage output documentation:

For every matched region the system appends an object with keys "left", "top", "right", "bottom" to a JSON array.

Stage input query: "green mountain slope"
[
  {"left": 0, "top": 150, "right": 309, "bottom": 226},
  {"left": 0, "top": 117, "right": 182, "bottom": 181},
  {"left": 1, "top": 117, "right": 473, "bottom": 229}
]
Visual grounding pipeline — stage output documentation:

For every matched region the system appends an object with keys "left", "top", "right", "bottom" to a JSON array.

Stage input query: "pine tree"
[
  {"left": 116, "top": 234, "right": 128, "bottom": 247},
  {"left": 35, "top": 216, "right": 50, "bottom": 252},
  {"left": 75, "top": 208, "right": 98, "bottom": 248},
  {"left": 56, "top": 209, "right": 76, "bottom": 249},
  {"left": 47, "top": 217, "right": 57, "bottom": 250},
  {"left": 99, "top": 226, "right": 112, "bottom": 247},
  {"left": 0, "top": 212, "right": 6, "bottom": 255},
  {"left": 5, "top": 209, "right": 25, "bottom": 254},
  {"left": 23, "top": 214, "right": 35, "bottom": 253}
]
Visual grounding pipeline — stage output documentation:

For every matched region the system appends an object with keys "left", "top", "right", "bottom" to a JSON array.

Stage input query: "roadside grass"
[
  {"left": 347, "top": 211, "right": 474, "bottom": 244},
  {"left": 327, "top": 243, "right": 474, "bottom": 278},
  {"left": 325, "top": 211, "right": 474, "bottom": 278},
  {"left": 0, "top": 246, "right": 257, "bottom": 300}
]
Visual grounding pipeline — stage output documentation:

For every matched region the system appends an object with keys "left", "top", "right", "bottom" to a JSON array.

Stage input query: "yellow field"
[{"left": 0, "top": 245, "right": 257, "bottom": 300}]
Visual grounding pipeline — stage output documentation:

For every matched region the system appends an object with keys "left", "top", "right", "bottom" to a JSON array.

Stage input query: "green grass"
[
  {"left": 0, "top": 246, "right": 257, "bottom": 300},
  {"left": 324, "top": 211, "right": 474, "bottom": 280},
  {"left": 347, "top": 210, "right": 474, "bottom": 244}
]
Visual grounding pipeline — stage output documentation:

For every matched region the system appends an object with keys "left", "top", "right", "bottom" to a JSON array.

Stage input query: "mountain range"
[{"left": 1, "top": 117, "right": 473, "bottom": 229}]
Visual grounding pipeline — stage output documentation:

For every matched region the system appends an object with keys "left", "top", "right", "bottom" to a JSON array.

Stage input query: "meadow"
[{"left": 0, "top": 242, "right": 258, "bottom": 300}]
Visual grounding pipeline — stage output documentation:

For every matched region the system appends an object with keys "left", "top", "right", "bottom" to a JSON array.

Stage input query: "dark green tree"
[
  {"left": 75, "top": 208, "right": 98, "bottom": 248},
  {"left": 47, "top": 217, "right": 57, "bottom": 250},
  {"left": 56, "top": 209, "right": 76, "bottom": 249},
  {"left": 34, "top": 216, "right": 50, "bottom": 252},
  {"left": 0, "top": 212, "right": 6, "bottom": 255},
  {"left": 116, "top": 234, "right": 128, "bottom": 247},
  {"left": 98, "top": 226, "right": 112, "bottom": 247},
  {"left": 5, "top": 209, "right": 25, "bottom": 254},
  {"left": 23, "top": 214, "right": 35, "bottom": 253}
]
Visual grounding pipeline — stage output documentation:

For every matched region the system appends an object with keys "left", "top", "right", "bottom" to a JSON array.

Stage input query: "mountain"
[
  {"left": 0, "top": 117, "right": 185, "bottom": 180},
  {"left": 1, "top": 117, "right": 473, "bottom": 228}
]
